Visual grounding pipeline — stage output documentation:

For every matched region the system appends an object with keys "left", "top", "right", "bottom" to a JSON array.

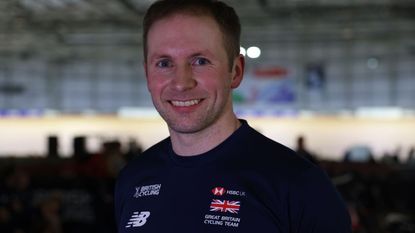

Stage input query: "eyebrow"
[
  {"left": 149, "top": 54, "right": 171, "bottom": 62},
  {"left": 149, "top": 49, "right": 214, "bottom": 63}
]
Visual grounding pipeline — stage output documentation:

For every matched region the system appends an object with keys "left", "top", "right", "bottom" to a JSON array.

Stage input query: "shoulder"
[
  {"left": 235, "top": 123, "right": 313, "bottom": 177},
  {"left": 240, "top": 124, "right": 351, "bottom": 231},
  {"left": 242, "top": 127, "right": 334, "bottom": 192},
  {"left": 114, "top": 137, "right": 170, "bottom": 219},
  {"left": 118, "top": 137, "right": 170, "bottom": 178}
]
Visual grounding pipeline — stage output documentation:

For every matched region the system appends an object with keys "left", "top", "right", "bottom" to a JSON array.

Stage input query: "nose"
[{"left": 171, "top": 64, "right": 196, "bottom": 91}]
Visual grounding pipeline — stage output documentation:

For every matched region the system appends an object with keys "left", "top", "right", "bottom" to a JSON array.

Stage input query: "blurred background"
[{"left": 0, "top": 0, "right": 414, "bottom": 232}]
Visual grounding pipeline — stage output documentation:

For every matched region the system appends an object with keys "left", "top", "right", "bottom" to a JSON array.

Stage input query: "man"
[{"left": 114, "top": 0, "right": 351, "bottom": 232}]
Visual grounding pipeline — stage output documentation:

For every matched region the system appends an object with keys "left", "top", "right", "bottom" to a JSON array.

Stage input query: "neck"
[{"left": 170, "top": 116, "right": 241, "bottom": 156}]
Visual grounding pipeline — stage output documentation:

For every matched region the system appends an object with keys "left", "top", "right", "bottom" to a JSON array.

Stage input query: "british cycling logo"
[
  {"left": 134, "top": 184, "right": 161, "bottom": 198},
  {"left": 125, "top": 211, "right": 151, "bottom": 228}
]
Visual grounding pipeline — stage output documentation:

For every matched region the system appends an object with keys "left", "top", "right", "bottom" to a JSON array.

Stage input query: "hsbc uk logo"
[
  {"left": 212, "top": 187, "right": 246, "bottom": 197},
  {"left": 212, "top": 187, "right": 226, "bottom": 196},
  {"left": 206, "top": 186, "right": 244, "bottom": 228}
]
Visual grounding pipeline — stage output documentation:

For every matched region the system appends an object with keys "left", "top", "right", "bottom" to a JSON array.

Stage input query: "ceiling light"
[{"left": 247, "top": 46, "right": 261, "bottom": 59}]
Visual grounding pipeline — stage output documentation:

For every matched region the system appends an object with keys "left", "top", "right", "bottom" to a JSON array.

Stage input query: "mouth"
[{"left": 170, "top": 99, "right": 202, "bottom": 107}]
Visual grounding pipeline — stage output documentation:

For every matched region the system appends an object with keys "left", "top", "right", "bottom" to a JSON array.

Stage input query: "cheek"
[
  {"left": 147, "top": 81, "right": 162, "bottom": 98},
  {"left": 198, "top": 69, "right": 232, "bottom": 88},
  {"left": 147, "top": 74, "right": 168, "bottom": 92}
]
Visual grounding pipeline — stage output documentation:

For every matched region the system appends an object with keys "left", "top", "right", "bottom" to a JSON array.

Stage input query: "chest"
[{"left": 117, "top": 167, "right": 289, "bottom": 233}]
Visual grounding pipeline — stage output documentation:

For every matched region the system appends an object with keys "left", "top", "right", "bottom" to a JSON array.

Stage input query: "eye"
[
  {"left": 156, "top": 59, "right": 172, "bottom": 68},
  {"left": 192, "top": 57, "right": 210, "bottom": 66}
]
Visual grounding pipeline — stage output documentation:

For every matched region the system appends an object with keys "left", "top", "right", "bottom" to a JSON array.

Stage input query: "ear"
[{"left": 230, "top": 55, "right": 245, "bottom": 89}]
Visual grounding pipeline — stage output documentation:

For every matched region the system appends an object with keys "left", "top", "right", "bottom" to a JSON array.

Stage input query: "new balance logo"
[{"left": 125, "top": 211, "right": 150, "bottom": 228}]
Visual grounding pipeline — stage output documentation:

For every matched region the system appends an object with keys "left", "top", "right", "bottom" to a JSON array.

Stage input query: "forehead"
[
  {"left": 148, "top": 13, "right": 220, "bottom": 37},
  {"left": 146, "top": 13, "right": 225, "bottom": 56}
]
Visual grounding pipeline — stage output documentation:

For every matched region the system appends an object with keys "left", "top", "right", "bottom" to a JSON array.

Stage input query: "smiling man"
[
  {"left": 144, "top": 11, "right": 243, "bottom": 156},
  {"left": 114, "top": 0, "right": 352, "bottom": 232}
]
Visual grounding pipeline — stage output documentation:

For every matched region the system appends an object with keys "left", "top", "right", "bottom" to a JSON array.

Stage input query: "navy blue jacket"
[{"left": 115, "top": 120, "right": 351, "bottom": 232}]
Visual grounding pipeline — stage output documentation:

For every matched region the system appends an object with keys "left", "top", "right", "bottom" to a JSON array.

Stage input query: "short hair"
[{"left": 143, "top": 0, "right": 241, "bottom": 68}]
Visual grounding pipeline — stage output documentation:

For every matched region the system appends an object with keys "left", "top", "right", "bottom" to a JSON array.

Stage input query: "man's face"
[{"left": 145, "top": 14, "right": 243, "bottom": 135}]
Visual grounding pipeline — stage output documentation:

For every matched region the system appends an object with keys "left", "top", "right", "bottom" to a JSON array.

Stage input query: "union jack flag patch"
[{"left": 210, "top": 199, "right": 240, "bottom": 214}]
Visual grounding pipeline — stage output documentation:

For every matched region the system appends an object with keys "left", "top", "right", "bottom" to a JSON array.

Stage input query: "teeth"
[{"left": 171, "top": 99, "right": 200, "bottom": 107}]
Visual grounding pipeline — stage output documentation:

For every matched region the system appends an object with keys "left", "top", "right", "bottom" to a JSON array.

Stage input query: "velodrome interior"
[{"left": 0, "top": 0, "right": 414, "bottom": 232}]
